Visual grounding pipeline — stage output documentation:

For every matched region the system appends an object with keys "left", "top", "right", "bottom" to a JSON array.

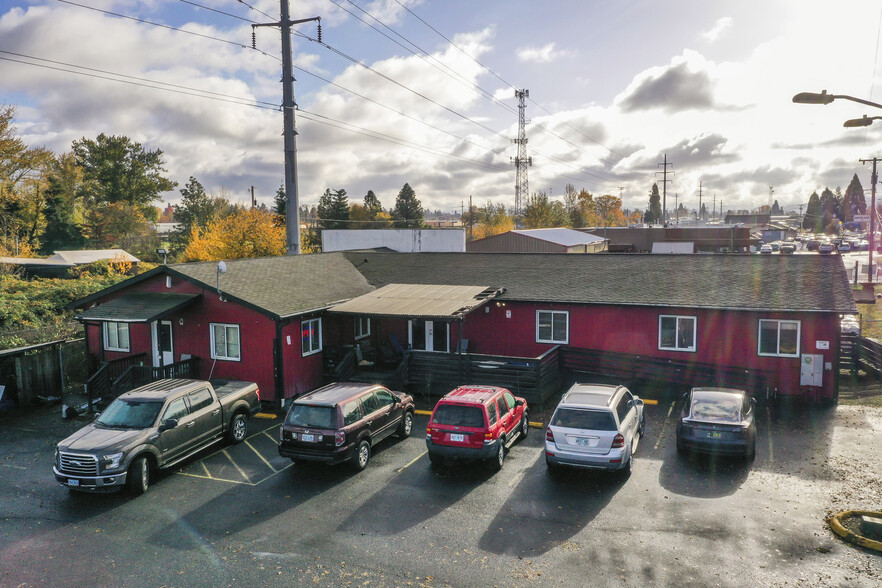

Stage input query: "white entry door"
[
  {"left": 152, "top": 320, "right": 174, "bottom": 367},
  {"left": 408, "top": 320, "right": 449, "bottom": 352}
]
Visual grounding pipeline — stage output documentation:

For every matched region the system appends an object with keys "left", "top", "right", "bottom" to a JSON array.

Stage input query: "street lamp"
[
  {"left": 793, "top": 89, "right": 882, "bottom": 286},
  {"left": 843, "top": 115, "right": 882, "bottom": 127},
  {"left": 156, "top": 248, "right": 168, "bottom": 265},
  {"left": 792, "top": 90, "right": 882, "bottom": 110}
]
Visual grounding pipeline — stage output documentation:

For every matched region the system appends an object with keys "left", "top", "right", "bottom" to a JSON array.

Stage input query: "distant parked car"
[
  {"left": 838, "top": 242, "right": 852, "bottom": 253},
  {"left": 676, "top": 387, "right": 756, "bottom": 460},
  {"left": 426, "top": 385, "right": 528, "bottom": 471},
  {"left": 545, "top": 383, "right": 644, "bottom": 476},
  {"left": 818, "top": 242, "right": 835, "bottom": 254},
  {"left": 779, "top": 243, "right": 796, "bottom": 254},
  {"left": 759, "top": 244, "right": 773, "bottom": 255},
  {"left": 278, "top": 382, "right": 414, "bottom": 471}
]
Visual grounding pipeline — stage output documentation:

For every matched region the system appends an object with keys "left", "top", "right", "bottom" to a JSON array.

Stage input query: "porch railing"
[
  {"left": 110, "top": 357, "right": 201, "bottom": 400},
  {"left": 85, "top": 353, "right": 147, "bottom": 409}
]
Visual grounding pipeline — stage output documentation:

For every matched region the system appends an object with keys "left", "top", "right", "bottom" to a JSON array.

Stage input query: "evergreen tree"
[
  {"left": 392, "top": 183, "right": 424, "bottom": 228},
  {"left": 317, "top": 188, "right": 349, "bottom": 229},
  {"left": 843, "top": 174, "right": 866, "bottom": 222},
  {"left": 40, "top": 174, "right": 86, "bottom": 253},
  {"left": 364, "top": 190, "right": 383, "bottom": 218},
  {"left": 170, "top": 177, "right": 229, "bottom": 255},
  {"left": 644, "top": 183, "right": 662, "bottom": 224},
  {"left": 273, "top": 184, "right": 286, "bottom": 220},
  {"left": 804, "top": 191, "right": 821, "bottom": 231},
  {"left": 818, "top": 187, "right": 840, "bottom": 233}
]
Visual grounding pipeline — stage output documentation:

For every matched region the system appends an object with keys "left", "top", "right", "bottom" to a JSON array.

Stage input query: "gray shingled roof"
[
  {"left": 77, "top": 292, "right": 200, "bottom": 322},
  {"left": 343, "top": 252, "right": 857, "bottom": 314},
  {"left": 166, "top": 253, "right": 374, "bottom": 319}
]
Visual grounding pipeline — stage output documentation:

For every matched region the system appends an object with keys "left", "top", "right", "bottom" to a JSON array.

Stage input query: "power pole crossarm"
[{"left": 253, "top": 4, "right": 321, "bottom": 255}]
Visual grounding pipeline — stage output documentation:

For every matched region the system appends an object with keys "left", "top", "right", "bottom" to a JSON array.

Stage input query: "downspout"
[{"left": 274, "top": 318, "right": 286, "bottom": 411}]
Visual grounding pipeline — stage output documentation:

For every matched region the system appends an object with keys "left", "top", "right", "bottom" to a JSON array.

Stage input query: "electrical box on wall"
[
  {"left": 800, "top": 354, "right": 823, "bottom": 387},
  {"left": 505, "top": 310, "right": 511, "bottom": 319}
]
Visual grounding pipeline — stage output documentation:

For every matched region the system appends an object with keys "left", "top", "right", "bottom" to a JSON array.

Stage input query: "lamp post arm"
[{"left": 830, "top": 94, "right": 882, "bottom": 110}]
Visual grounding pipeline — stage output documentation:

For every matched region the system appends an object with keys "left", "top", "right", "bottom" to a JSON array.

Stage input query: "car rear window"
[
  {"left": 432, "top": 404, "right": 485, "bottom": 428},
  {"left": 690, "top": 394, "right": 742, "bottom": 423},
  {"left": 286, "top": 404, "right": 336, "bottom": 429},
  {"left": 551, "top": 408, "right": 617, "bottom": 431}
]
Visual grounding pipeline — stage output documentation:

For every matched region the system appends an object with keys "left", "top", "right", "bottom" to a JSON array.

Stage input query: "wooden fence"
[
  {"left": 0, "top": 339, "right": 86, "bottom": 408},
  {"left": 560, "top": 347, "right": 769, "bottom": 395},
  {"left": 404, "top": 347, "right": 561, "bottom": 405}
]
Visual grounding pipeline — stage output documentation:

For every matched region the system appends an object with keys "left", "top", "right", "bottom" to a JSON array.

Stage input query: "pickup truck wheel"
[
  {"left": 127, "top": 456, "right": 150, "bottom": 495},
  {"left": 352, "top": 440, "right": 371, "bottom": 472},
  {"left": 227, "top": 413, "right": 248, "bottom": 444},
  {"left": 397, "top": 411, "right": 414, "bottom": 438}
]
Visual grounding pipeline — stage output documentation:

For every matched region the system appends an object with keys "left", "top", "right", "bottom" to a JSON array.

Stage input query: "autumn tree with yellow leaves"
[{"left": 182, "top": 207, "right": 286, "bottom": 262}]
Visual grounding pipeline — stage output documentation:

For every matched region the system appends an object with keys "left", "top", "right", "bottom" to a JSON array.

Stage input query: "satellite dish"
[{"left": 217, "top": 261, "right": 227, "bottom": 274}]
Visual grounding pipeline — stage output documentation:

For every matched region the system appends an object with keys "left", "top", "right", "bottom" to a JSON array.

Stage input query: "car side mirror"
[
  {"left": 159, "top": 418, "right": 178, "bottom": 432},
  {"left": 515, "top": 399, "right": 525, "bottom": 407},
  {"left": 636, "top": 399, "right": 644, "bottom": 406}
]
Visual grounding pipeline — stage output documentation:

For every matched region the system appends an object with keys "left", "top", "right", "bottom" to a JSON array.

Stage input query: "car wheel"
[
  {"left": 638, "top": 415, "right": 645, "bottom": 436},
  {"left": 545, "top": 457, "right": 560, "bottom": 475},
  {"left": 489, "top": 440, "right": 505, "bottom": 472},
  {"left": 352, "top": 439, "right": 371, "bottom": 472},
  {"left": 428, "top": 452, "right": 443, "bottom": 468},
  {"left": 227, "top": 413, "right": 248, "bottom": 444},
  {"left": 745, "top": 441, "right": 756, "bottom": 462},
  {"left": 127, "top": 456, "right": 150, "bottom": 495},
  {"left": 519, "top": 412, "right": 529, "bottom": 441},
  {"left": 397, "top": 411, "right": 414, "bottom": 438},
  {"left": 676, "top": 436, "right": 685, "bottom": 456},
  {"left": 619, "top": 453, "right": 633, "bottom": 478}
]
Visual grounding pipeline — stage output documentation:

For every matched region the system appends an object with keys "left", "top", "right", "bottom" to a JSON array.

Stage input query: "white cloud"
[
  {"left": 701, "top": 17, "right": 732, "bottom": 42},
  {"left": 516, "top": 43, "right": 570, "bottom": 64}
]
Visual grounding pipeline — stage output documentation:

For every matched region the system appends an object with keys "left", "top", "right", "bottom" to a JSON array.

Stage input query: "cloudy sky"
[{"left": 2, "top": 0, "right": 882, "bottom": 216}]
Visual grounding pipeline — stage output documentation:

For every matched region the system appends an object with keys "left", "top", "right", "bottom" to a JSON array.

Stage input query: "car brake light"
[
  {"left": 612, "top": 433, "right": 624, "bottom": 448},
  {"left": 255, "top": 388, "right": 260, "bottom": 401},
  {"left": 545, "top": 428, "right": 554, "bottom": 442},
  {"left": 334, "top": 431, "right": 345, "bottom": 447},
  {"left": 484, "top": 432, "right": 493, "bottom": 440}
]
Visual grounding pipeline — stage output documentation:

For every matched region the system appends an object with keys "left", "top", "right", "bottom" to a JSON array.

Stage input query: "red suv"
[{"left": 425, "top": 385, "right": 529, "bottom": 471}]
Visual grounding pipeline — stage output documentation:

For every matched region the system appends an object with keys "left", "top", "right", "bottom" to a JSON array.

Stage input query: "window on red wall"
[
  {"left": 536, "top": 310, "right": 568, "bottom": 344},
  {"left": 658, "top": 315, "right": 697, "bottom": 352},
  {"left": 355, "top": 316, "right": 371, "bottom": 340},
  {"left": 302, "top": 317, "right": 322, "bottom": 356},
  {"left": 758, "top": 319, "right": 800, "bottom": 357},
  {"left": 104, "top": 322, "right": 130, "bottom": 352},
  {"left": 210, "top": 323, "right": 241, "bottom": 361}
]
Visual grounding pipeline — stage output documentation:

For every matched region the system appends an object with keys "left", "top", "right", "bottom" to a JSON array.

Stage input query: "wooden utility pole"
[{"left": 656, "top": 154, "right": 673, "bottom": 224}]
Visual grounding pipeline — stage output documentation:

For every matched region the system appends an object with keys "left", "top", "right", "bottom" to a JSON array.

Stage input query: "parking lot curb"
[{"left": 827, "top": 510, "right": 882, "bottom": 553}]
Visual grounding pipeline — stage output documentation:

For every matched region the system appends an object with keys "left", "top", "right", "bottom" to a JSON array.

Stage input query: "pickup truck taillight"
[{"left": 334, "top": 431, "right": 345, "bottom": 447}]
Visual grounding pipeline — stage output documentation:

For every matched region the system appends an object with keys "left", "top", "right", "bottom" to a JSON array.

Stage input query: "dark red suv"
[
  {"left": 425, "top": 385, "right": 528, "bottom": 471},
  {"left": 278, "top": 382, "right": 414, "bottom": 471}
]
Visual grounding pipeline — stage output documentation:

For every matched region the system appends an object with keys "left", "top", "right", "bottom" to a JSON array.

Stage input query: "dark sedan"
[{"left": 676, "top": 387, "right": 756, "bottom": 460}]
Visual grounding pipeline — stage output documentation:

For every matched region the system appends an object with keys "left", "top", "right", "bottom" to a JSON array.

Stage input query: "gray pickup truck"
[{"left": 54, "top": 378, "right": 260, "bottom": 494}]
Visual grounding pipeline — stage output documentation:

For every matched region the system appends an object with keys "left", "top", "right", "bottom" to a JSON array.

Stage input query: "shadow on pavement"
[
  {"left": 339, "top": 458, "right": 494, "bottom": 536},
  {"left": 478, "top": 463, "right": 627, "bottom": 557}
]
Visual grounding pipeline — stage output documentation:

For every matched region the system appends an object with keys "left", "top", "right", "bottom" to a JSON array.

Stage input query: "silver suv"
[{"left": 545, "top": 383, "right": 645, "bottom": 475}]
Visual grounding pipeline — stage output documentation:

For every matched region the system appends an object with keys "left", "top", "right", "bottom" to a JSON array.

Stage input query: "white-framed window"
[
  {"left": 536, "top": 310, "right": 569, "bottom": 344},
  {"left": 302, "top": 317, "right": 322, "bottom": 356},
  {"left": 658, "top": 315, "right": 697, "bottom": 352},
  {"left": 355, "top": 316, "right": 371, "bottom": 340},
  {"left": 103, "top": 322, "right": 130, "bottom": 352},
  {"left": 210, "top": 323, "right": 241, "bottom": 361},
  {"left": 758, "top": 319, "right": 800, "bottom": 358}
]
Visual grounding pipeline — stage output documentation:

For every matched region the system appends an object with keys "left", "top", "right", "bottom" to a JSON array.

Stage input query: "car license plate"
[
  {"left": 301, "top": 434, "right": 315, "bottom": 442},
  {"left": 575, "top": 437, "right": 595, "bottom": 446},
  {"left": 68, "top": 478, "right": 80, "bottom": 487},
  {"left": 707, "top": 431, "right": 722, "bottom": 439},
  {"left": 450, "top": 433, "right": 464, "bottom": 442}
]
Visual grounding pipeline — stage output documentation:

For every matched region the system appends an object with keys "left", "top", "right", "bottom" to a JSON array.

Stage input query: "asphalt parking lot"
[{"left": 1, "top": 387, "right": 881, "bottom": 587}]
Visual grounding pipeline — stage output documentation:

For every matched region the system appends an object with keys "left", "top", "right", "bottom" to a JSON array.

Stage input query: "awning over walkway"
[
  {"left": 76, "top": 292, "right": 201, "bottom": 323},
  {"left": 328, "top": 284, "right": 501, "bottom": 320}
]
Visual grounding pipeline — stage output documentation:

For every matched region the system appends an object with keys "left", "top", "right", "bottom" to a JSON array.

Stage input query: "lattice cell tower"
[{"left": 511, "top": 89, "right": 532, "bottom": 216}]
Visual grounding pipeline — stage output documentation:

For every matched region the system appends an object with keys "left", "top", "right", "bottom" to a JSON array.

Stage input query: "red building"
[{"left": 70, "top": 251, "right": 856, "bottom": 406}]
